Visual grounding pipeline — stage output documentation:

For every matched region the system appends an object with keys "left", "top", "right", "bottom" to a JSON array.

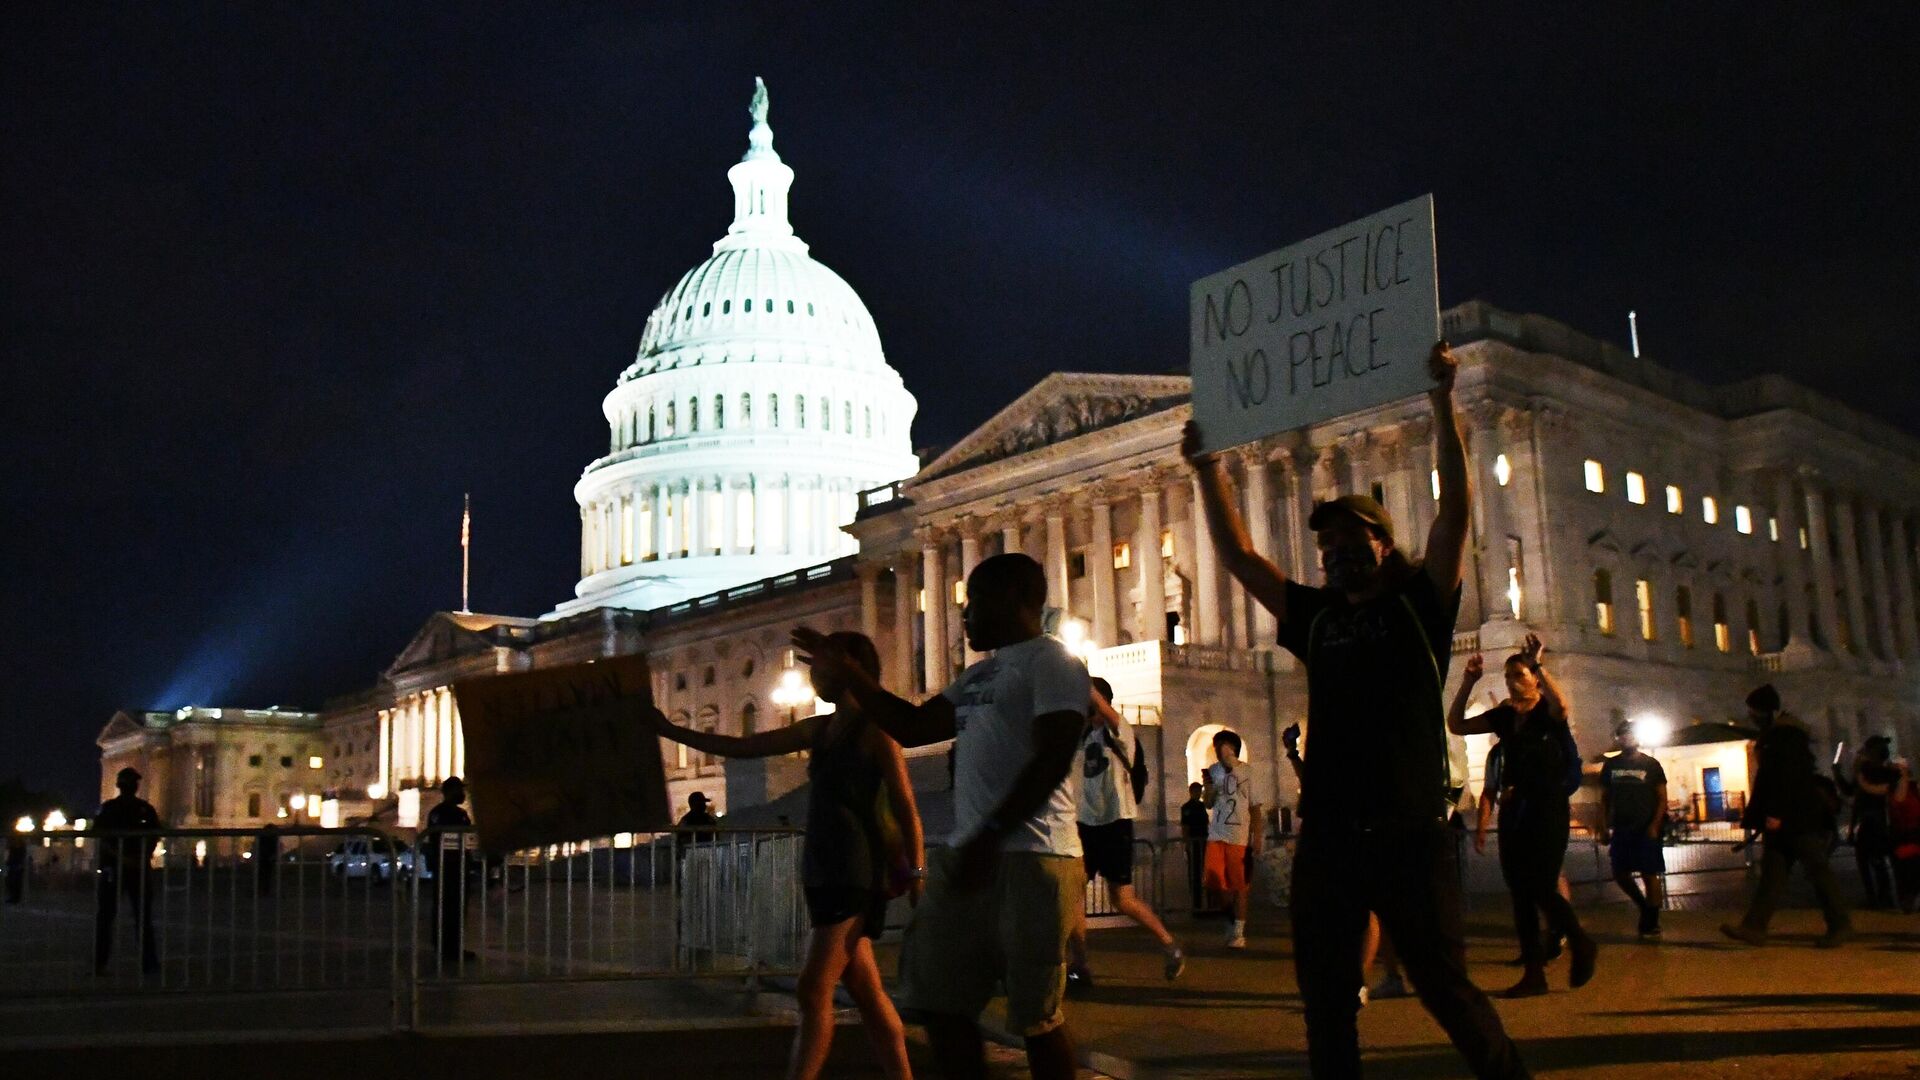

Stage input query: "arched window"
[
  {"left": 786, "top": 300, "right": 795, "bottom": 314},
  {"left": 1593, "top": 568, "right": 1615, "bottom": 634},
  {"left": 688, "top": 397, "right": 699, "bottom": 432},
  {"left": 647, "top": 405, "right": 656, "bottom": 442},
  {"left": 722, "top": 299, "right": 731, "bottom": 314},
  {"left": 796, "top": 395, "right": 807, "bottom": 429},
  {"left": 665, "top": 400, "right": 676, "bottom": 436},
  {"left": 1746, "top": 597, "right": 1764, "bottom": 655},
  {"left": 770, "top": 395, "right": 780, "bottom": 428},
  {"left": 741, "top": 393, "right": 752, "bottom": 426},
  {"left": 714, "top": 394, "right": 724, "bottom": 429}
]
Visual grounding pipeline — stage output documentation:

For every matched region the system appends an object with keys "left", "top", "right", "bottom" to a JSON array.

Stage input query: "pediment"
[
  {"left": 916, "top": 373, "right": 1190, "bottom": 482},
  {"left": 384, "top": 612, "right": 536, "bottom": 679},
  {"left": 95, "top": 710, "right": 148, "bottom": 746}
]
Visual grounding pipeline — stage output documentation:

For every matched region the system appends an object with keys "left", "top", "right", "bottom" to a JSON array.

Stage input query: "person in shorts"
[
  {"left": 1202, "top": 728, "right": 1262, "bottom": 949},
  {"left": 1067, "top": 677, "right": 1185, "bottom": 989},
  {"left": 1600, "top": 719, "right": 1668, "bottom": 939},
  {"left": 793, "top": 552, "right": 1087, "bottom": 1080}
]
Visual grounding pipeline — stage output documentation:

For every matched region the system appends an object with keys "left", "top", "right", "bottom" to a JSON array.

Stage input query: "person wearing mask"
[
  {"left": 1202, "top": 729, "right": 1263, "bottom": 949},
  {"left": 1600, "top": 721, "right": 1669, "bottom": 939},
  {"left": 1187, "top": 341, "right": 1530, "bottom": 1078},
  {"left": 1450, "top": 636, "right": 1597, "bottom": 997},
  {"left": 641, "top": 631, "right": 922, "bottom": 1080},
  {"left": 794, "top": 553, "right": 1088, "bottom": 1080},
  {"left": 1722, "top": 685, "right": 1852, "bottom": 947}
]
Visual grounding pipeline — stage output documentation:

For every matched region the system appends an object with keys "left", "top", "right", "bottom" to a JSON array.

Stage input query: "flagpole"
[{"left": 460, "top": 493, "right": 472, "bottom": 613}]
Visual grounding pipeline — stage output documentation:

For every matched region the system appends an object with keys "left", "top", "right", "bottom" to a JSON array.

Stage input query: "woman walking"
[
  {"left": 1450, "top": 633, "right": 1597, "bottom": 997},
  {"left": 642, "top": 631, "right": 922, "bottom": 1080}
]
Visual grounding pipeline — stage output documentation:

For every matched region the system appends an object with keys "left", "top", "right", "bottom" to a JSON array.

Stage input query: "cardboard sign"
[
  {"left": 1189, "top": 194, "right": 1439, "bottom": 453},
  {"left": 454, "top": 653, "right": 670, "bottom": 854}
]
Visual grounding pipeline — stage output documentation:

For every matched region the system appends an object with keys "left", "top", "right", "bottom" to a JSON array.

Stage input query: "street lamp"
[
  {"left": 13, "top": 816, "right": 33, "bottom": 834},
  {"left": 1058, "top": 617, "right": 1097, "bottom": 662},
  {"left": 42, "top": 810, "right": 67, "bottom": 830},
  {"left": 772, "top": 668, "right": 812, "bottom": 723}
]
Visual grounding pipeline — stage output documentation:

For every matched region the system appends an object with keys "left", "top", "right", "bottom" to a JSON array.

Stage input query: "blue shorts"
[{"left": 1609, "top": 831, "right": 1666, "bottom": 876}]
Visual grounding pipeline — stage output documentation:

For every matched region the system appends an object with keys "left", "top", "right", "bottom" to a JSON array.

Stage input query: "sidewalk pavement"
[{"left": 965, "top": 907, "right": 1920, "bottom": 1079}]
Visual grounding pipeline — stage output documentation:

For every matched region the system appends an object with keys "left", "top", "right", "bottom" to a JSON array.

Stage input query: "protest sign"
[
  {"left": 1189, "top": 194, "right": 1438, "bottom": 454},
  {"left": 454, "top": 652, "right": 670, "bottom": 854}
]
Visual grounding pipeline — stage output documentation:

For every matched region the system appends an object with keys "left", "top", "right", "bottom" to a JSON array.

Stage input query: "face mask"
[{"left": 1323, "top": 543, "right": 1380, "bottom": 591}]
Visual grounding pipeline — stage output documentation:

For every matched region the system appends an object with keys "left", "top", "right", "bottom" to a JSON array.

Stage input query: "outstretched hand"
[
  {"left": 1428, "top": 340, "right": 1459, "bottom": 396},
  {"left": 790, "top": 625, "right": 849, "bottom": 686},
  {"left": 1180, "top": 420, "right": 1219, "bottom": 470},
  {"left": 1518, "top": 633, "right": 1546, "bottom": 667}
]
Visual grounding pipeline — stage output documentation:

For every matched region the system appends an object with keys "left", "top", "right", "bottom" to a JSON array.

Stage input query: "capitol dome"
[{"left": 550, "top": 79, "right": 920, "bottom": 617}]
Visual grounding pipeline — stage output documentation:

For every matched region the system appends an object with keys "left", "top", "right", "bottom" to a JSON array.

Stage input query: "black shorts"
[
  {"left": 803, "top": 886, "right": 890, "bottom": 938},
  {"left": 1078, "top": 820, "right": 1135, "bottom": 886}
]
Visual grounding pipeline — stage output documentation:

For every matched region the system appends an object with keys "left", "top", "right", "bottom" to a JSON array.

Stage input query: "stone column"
[
  {"left": 1243, "top": 448, "right": 1277, "bottom": 644},
  {"left": 1833, "top": 492, "right": 1871, "bottom": 656},
  {"left": 1772, "top": 471, "right": 1811, "bottom": 647},
  {"left": 672, "top": 485, "right": 690, "bottom": 559},
  {"left": 719, "top": 476, "right": 736, "bottom": 556},
  {"left": 922, "top": 537, "right": 948, "bottom": 691},
  {"left": 1860, "top": 502, "right": 1899, "bottom": 661},
  {"left": 1089, "top": 496, "right": 1117, "bottom": 648},
  {"left": 690, "top": 477, "right": 709, "bottom": 555},
  {"left": 1803, "top": 474, "right": 1844, "bottom": 652},
  {"left": 858, "top": 562, "right": 881, "bottom": 642},
  {"left": 786, "top": 477, "right": 806, "bottom": 557},
  {"left": 1286, "top": 449, "right": 1316, "bottom": 583},
  {"left": 891, "top": 557, "right": 917, "bottom": 692},
  {"left": 1045, "top": 512, "right": 1069, "bottom": 611},
  {"left": 579, "top": 508, "right": 591, "bottom": 577},
  {"left": 1001, "top": 517, "right": 1022, "bottom": 559},
  {"left": 1191, "top": 474, "right": 1220, "bottom": 646},
  {"left": 1138, "top": 483, "right": 1166, "bottom": 641},
  {"left": 960, "top": 531, "right": 984, "bottom": 664},
  {"left": 1889, "top": 514, "right": 1920, "bottom": 658}
]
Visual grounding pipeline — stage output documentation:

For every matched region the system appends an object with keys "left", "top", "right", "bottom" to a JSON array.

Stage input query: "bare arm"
[
  {"left": 871, "top": 726, "right": 925, "bottom": 874},
  {"left": 1183, "top": 422, "right": 1290, "bottom": 625},
  {"left": 1448, "top": 654, "right": 1494, "bottom": 735},
  {"left": 1424, "top": 342, "right": 1470, "bottom": 594},
  {"left": 792, "top": 627, "right": 957, "bottom": 747},
  {"left": 641, "top": 703, "right": 821, "bottom": 758}
]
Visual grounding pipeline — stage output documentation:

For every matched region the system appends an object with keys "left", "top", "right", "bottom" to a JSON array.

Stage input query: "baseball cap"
[{"left": 1308, "top": 494, "right": 1396, "bottom": 540}]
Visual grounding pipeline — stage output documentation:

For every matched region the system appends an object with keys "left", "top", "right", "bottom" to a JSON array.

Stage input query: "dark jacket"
[{"left": 1742, "top": 713, "right": 1832, "bottom": 835}]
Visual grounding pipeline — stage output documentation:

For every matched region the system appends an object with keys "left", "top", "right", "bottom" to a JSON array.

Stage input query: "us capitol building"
[{"left": 104, "top": 83, "right": 1920, "bottom": 838}]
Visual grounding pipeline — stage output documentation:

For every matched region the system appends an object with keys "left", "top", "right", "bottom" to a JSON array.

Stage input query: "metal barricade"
[
  {"left": 0, "top": 827, "right": 401, "bottom": 1022},
  {"left": 409, "top": 826, "right": 805, "bottom": 1008}
]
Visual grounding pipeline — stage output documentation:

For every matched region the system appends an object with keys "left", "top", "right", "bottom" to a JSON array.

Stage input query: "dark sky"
[{"left": 5, "top": 5, "right": 1917, "bottom": 806}]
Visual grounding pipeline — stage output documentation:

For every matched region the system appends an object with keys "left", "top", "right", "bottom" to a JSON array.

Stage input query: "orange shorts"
[{"left": 1202, "top": 841, "right": 1248, "bottom": 894}]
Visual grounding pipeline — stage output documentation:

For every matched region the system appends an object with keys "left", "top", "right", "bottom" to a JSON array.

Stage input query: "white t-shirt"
[
  {"left": 1206, "top": 760, "right": 1262, "bottom": 846},
  {"left": 1078, "top": 720, "right": 1138, "bottom": 827},
  {"left": 941, "top": 634, "right": 1090, "bottom": 857}
]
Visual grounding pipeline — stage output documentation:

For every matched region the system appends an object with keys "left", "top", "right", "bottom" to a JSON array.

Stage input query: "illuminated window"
[
  {"left": 1747, "top": 598, "right": 1764, "bottom": 655},
  {"left": 1799, "top": 526, "right": 1809, "bottom": 549},
  {"left": 1626, "top": 472, "right": 1647, "bottom": 505},
  {"left": 1594, "top": 569, "right": 1615, "bottom": 634},
  {"left": 308, "top": 755, "right": 323, "bottom": 770},
  {"left": 1113, "top": 541, "right": 1132, "bottom": 570},
  {"left": 1635, "top": 578, "right": 1655, "bottom": 641},
  {"left": 1768, "top": 516, "right": 1779, "bottom": 543},
  {"left": 1735, "top": 505, "right": 1753, "bottom": 534},
  {"left": 1666, "top": 485, "right": 1683, "bottom": 514},
  {"left": 1675, "top": 586, "right": 1694, "bottom": 648},
  {"left": 1702, "top": 496, "right": 1719, "bottom": 525},
  {"left": 1160, "top": 529, "right": 1175, "bottom": 559},
  {"left": 1713, "top": 593, "right": 1731, "bottom": 652},
  {"left": 1584, "top": 460, "right": 1605, "bottom": 493},
  {"left": 953, "top": 580, "right": 966, "bottom": 606},
  {"left": 916, "top": 588, "right": 926, "bottom": 613},
  {"left": 1431, "top": 469, "right": 1440, "bottom": 500},
  {"left": 1506, "top": 567, "right": 1523, "bottom": 618},
  {"left": 1494, "top": 454, "right": 1512, "bottom": 487}
]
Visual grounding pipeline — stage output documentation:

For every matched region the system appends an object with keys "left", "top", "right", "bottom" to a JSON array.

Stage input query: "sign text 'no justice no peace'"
[{"left": 1190, "top": 195, "right": 1439, "bottom": 454}]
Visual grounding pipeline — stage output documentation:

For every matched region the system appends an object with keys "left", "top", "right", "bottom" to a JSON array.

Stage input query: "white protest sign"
[{"left": 1189, "top": 194, "right": 1438, "bottom": 454}]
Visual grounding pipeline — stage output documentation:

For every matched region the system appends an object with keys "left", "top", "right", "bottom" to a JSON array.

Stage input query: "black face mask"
[{"left": 1323, "top": 543, "right": 1381, "bottom": 592}]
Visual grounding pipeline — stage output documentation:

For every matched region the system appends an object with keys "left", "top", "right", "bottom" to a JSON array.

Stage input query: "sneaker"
[
  {"left": 1163, "top": 944, "right": 1186, "bottom": 981},
  {"left": 1814, "top": 925, "right": 1855, "bottom": 949},
  {"left": 1226, "top": 921, "right": 1248, "bottom": 949},
  {"left": 1357, "top": 984, "right": 1370, "bottom": 1008},
  {"left": 1370, "top": 973, "right": 1412, "bottom": 1000},
  {"left": 1568, "top": 933, "right": 1598, "bottom": 989},
  {"left": 1719, "top": 922, "right": 1768, "bottom": 947},
  {"left": 1065, "top": 964, "right": 1095, "bottom": 995}
]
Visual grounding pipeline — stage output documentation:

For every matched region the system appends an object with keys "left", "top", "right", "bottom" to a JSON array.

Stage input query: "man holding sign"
[{"left": 1186, "top": 339, "right": 1530, "bottom": 1078}]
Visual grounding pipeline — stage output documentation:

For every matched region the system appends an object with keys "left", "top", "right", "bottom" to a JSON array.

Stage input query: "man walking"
[
  {"left": 94, "top": 766, "right": 161, "bottom": 975},
  {"left": 1600, "top": 720, "right": 1668, "bottom": 939},
  {"left": 1722, "top": 685, "right": 1852, "bottom": 947},
  {"left": 1068, "top": 677, "right": 1185, "bottom": 987},
  {"left": 794, "top": 552, "right": 1087, "bottom": 1080},
  {"left": 1187, "top": 340, "right": 1529, "bottom": 1078}
]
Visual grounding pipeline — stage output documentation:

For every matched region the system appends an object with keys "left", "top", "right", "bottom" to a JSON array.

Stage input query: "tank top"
[{"left": 803, "top": 715, "right": 887, "bottom": 890}]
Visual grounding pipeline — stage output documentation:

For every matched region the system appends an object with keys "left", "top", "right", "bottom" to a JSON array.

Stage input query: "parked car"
[{"left": 327, "top": 838, "right": 396, "bottom": 883}]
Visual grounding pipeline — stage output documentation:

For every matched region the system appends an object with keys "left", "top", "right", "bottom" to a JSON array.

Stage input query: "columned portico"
[
  {"left": 922, "top": 537, "right": 948, "bottom": 690},
  {"left": 1803, "top": 473, "right": 1844, "bottom": 653},
  {"left": 1138, "top": 484, "right": 1167, "bottom": 641},
  {"left": 1833, "top": 491, "right": 1871, "bottom": 657}
]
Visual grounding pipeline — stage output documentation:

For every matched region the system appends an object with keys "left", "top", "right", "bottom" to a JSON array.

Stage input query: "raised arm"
[
  {"left": 1448, "top": 653, "right": 1494, "bottom": 735},
  {"left": 870, "top": 725, "right": 926, "bottom": 903},
  {"left": 638, "top": 702, "right": 821, "bottom": 759},
  {"left": 1517, "top": 633, "right": 1572, "bottom": 720},
  {"left": 1424, "top": 342, "right": 1470, "bottom": 594},
  {"left": 792, "top": 627, "right": 957, "bottom": 747},
  {"left": 1183, "top": 421, "right": 1291, "bottom": 625}
]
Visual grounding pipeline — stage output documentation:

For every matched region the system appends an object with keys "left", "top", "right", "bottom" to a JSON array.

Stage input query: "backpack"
[{"left": 1104, "top": 726, "right": 1150, "bottom": 805}]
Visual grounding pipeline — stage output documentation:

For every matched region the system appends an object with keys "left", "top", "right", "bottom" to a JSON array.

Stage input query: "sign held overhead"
[{"left": 1189, "top": 194, "right": 1439, "bottom": 454}]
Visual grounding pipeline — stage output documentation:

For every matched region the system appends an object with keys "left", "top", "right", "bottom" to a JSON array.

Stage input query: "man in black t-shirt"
[
  {"left": 1186, "top": 341, "right": 1528, "bottom": 1080},
  {"left": 1179, "top": 782, "right": 1210, "bottom": 913},
  {"left": 94, "top": 766, "right": 161, "bottom": 975},
  {"left": 423, "top": 776, "right": 474, "bottom": 966},
  {"left": 1600, "top": 721, "right": 1668, "bottom": 938}
]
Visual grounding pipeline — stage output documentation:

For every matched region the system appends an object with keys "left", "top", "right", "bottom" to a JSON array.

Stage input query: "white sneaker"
[
  {"left": 1357, "top": 984, "right": 1370, "bottom": 1008},
  {"left": 1226, "top": 921, "right": 1248, "bottom": 949},
  {"left": 1163, "top": 943, "right": 1186, "bottom": 981}
]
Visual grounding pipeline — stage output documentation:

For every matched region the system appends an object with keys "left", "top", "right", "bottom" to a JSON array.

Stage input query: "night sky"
[{"left": 5, "top": 6, "right": 1917, "bottom": 806}]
